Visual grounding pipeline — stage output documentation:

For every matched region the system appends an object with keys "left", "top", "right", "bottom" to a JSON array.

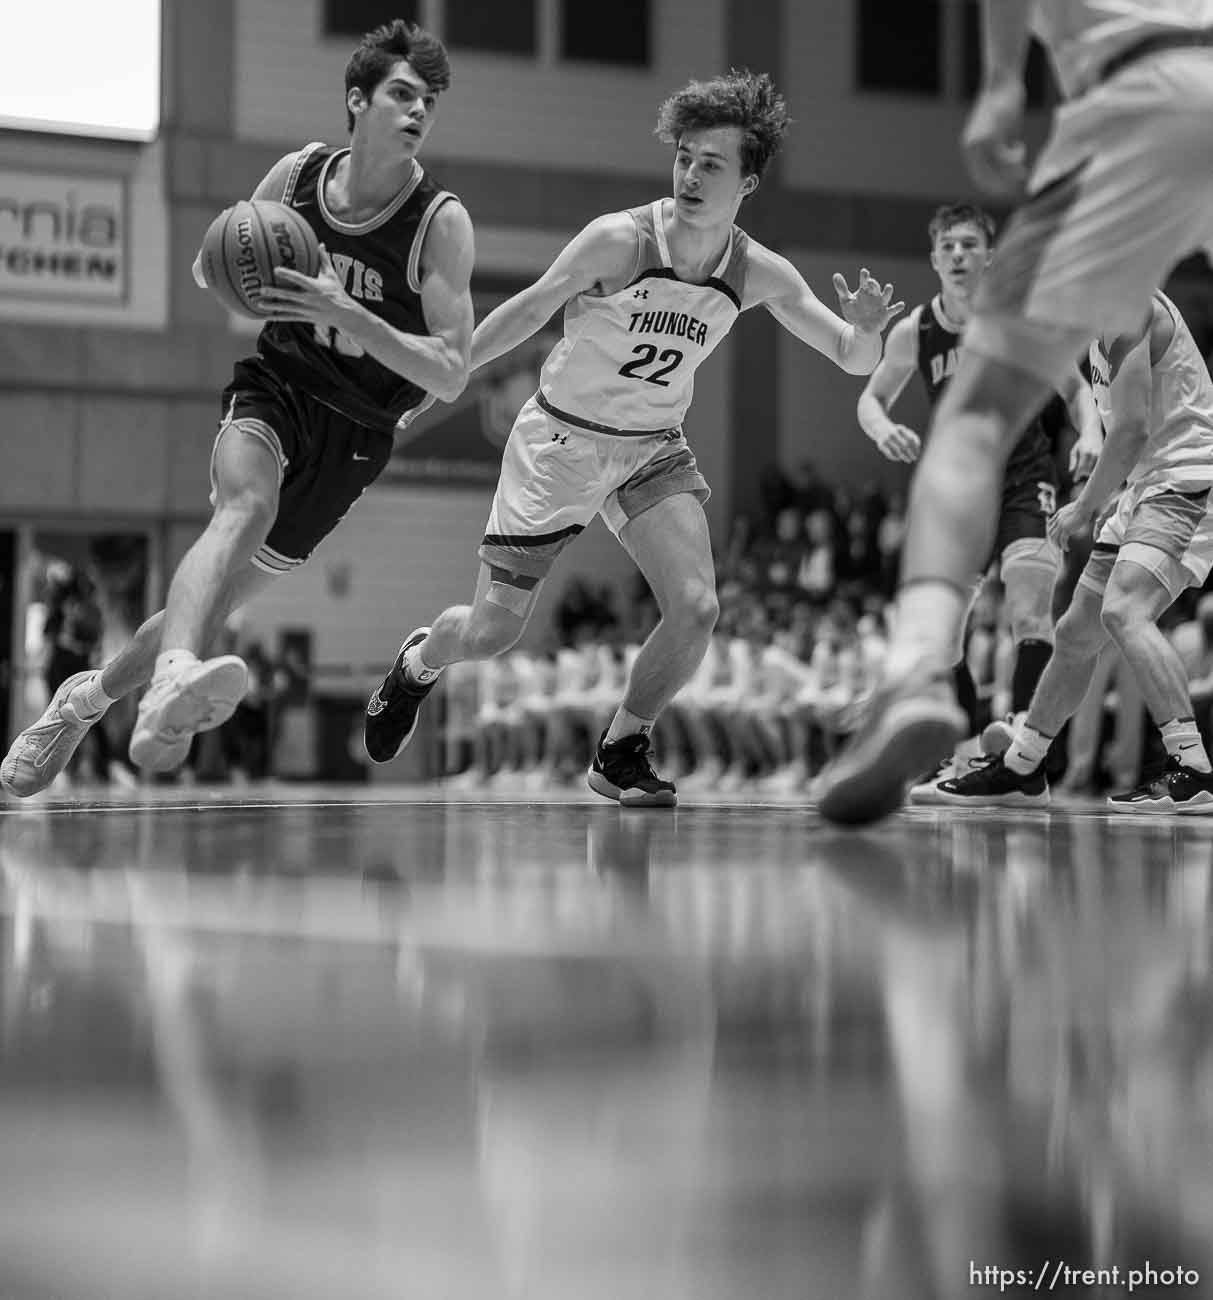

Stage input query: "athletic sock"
[
  {"left": 1005, "top": 723, "right": 1053, "bottom": 776},
  {"left": 70, "top": 672, "right": 116, "bottom": 719},
  {"left": 885, "top": 579, "right": 969, "bottom": 679},
  {"left": 1011, "top": 638, "right": 1053, "bottom": 714},
  {"left": 1161, "top": 716, "right": 1212, "bottom": 773},
  {"left": 605, "top": 707, "right": 655, "bottom": 746},
  {"left": 953, "top": 661, "right": 981, "bottom": 736},
  {"left": 403, "top": 640, "right": 443, "bottom": 685}
]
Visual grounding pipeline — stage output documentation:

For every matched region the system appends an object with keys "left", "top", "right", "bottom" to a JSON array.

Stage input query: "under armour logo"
[{"left": 633, "top": 289, "right": 649, "bottom": 299}]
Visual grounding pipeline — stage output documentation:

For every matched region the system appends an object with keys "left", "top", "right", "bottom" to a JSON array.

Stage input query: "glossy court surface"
[{"left": 1, "top": 785, "right": 1211, "bottom": 1299}]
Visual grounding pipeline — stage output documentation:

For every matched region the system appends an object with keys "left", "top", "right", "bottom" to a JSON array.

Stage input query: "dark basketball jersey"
[
  {"left": 256, "top": 143, "right": 456, "bottom": 434},
  {"left": 915, "top": 295, "right": 1056, "bottom": 481}
]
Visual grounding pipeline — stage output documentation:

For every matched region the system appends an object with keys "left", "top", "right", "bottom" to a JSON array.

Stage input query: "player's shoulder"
[
  {"left": 564, "top": 209, "right": 641, "bottom": 283},
  {"left": 426, "top": 195, "right": 474, "bottom": 239},
  {"left": 251, "top": 143, "right": 331, "bottom": 202},
  {"left": 417, "top": 197, "right": 475, "bottom": 275},
  {"left": 582, "top": 208, "right": 643, "bottom": 253},
  {"left": 738, "top": 237, "right": 798, "bottom": 304}
]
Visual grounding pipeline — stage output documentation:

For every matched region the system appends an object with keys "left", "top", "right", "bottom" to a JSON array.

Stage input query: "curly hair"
[
  {"left": 655, "top": 70, "right": 791, "bottom": 182},
  {"left": 928, "top": 202, "right": 996, "bottom": 247},
  {"left": 344, "top": 20, "right": 451, "bottom": 132}
]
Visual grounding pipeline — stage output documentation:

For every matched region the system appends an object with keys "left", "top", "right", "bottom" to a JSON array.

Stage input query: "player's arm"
[
  {"left": 743, "top": 244, "right": 904, "bottom": 376},
  {"left": 338, "top": 200, "right": 475, "bottom": 401},
  {"left": 856, "top": 314, "right": 922, "bottom": 463},
  {"left": 469, "top": 212, "right": 638, "bottom": 373},
  {"left": 192, "top": 150, "right": 302, "bottom": 288},
  {"left": 1069, "top": 328, "right": 1153, "bottom": 518},
  {"left": 1055, "top": 363, "right": 1104, "bottom": 481},
  {"left": 963, "top": 0, "right": 1032, "bottom": 197},
  {"left": 978, "top": 0, "right": 1032, "bottom": 88}
]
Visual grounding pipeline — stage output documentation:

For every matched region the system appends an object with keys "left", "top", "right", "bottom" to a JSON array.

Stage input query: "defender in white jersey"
[
  {"left": 364, "top": 71, "right": 905, "bottom": 806},
  {"left": 818, "top": 0, "right": 1213, "bottom": 826},
  {"left": 928, "top": 292, "right": 1213, "bottom": 813}
]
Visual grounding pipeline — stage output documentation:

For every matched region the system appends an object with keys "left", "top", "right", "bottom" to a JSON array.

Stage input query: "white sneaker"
[
  {"left": 129, "top": 655, "right": 249, "bottom": 773},
  {"left": 1, "top": 671, "right": 103, "bottom": 798}
]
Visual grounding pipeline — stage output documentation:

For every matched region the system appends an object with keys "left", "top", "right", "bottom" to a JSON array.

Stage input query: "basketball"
[{"left": 198, "top": 198, "right": 321, "bottom": 319}]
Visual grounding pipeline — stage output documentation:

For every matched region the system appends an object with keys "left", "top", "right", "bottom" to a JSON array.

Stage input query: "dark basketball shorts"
[
  {"left": 212, "top": 358, "right": 394, "bottom": 573},
  {"left": 988, "top": 465, "right": 1055, "bottom": 572}
]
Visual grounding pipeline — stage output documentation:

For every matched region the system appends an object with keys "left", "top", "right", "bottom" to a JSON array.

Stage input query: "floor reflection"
[{"left": 0, "top": 796, "right": 1209, "bottom": 1297}]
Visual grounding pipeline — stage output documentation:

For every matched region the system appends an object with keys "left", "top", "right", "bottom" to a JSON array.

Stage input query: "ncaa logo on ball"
[{"left": 270, "top": 219, "right": 299, "bottom": 270}]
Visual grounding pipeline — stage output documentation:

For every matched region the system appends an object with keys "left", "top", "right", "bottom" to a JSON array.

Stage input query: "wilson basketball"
[{"left": 198, "top": 199, "right": 321, "bottom": 319}]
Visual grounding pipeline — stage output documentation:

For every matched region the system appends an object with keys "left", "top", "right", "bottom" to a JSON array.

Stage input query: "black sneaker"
[
  {"left": 1169, "top": 761, "right": 1213, "bottom": 814},
  {"left": 587, "top": 731, "right": 677, "bottom": 807},
  {"left": 364, "top": 627, "right": 438, "bottom": 763},
  {"left": 932, "top": 753, "right": 1049, "bottom": 807},
  {"left": 1107, "top": 757, "right": 1176, "bottom": 813},
  {"left": 1108, "top": 756, "right": 1213, "bottom": 815}
]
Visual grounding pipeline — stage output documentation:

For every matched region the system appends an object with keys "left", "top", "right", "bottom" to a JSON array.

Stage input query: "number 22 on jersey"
[{"left": 618, "top": 344, "right": 684, "bottom": 387}]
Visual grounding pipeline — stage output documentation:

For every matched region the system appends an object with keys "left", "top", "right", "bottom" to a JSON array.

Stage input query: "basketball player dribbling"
[
  {"left": 362, "top": 71, "right": 906, "bottom": 807},
  {"left": 1, "top": 21, "right": 475, "bottom": 797},
  {"left": 856, "top": 202, "right": 1101, "bottom": 800},
  {"left": 818, "top": 0, "right": 1213, "bottom": 826}
]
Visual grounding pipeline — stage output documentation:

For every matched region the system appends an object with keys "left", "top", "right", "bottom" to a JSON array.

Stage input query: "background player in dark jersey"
[
  {"left": 856, "top": 203, "right": 1101, "bottom": 797},
  {"left": 0, "top": 20, "right": 475, "bottom": 798}
]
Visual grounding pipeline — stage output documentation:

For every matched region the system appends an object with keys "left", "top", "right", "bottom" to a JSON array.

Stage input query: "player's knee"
[
  {"left": 213, "top": 485, "right": 276, "bottom": 542},
  {"left": 1053, "top": 605, "right": 1100, "bottom": 657},
  {"left": 1010, "top": 612, "right": 1053, "bottom": 645},
  {"left": 669, "top": 578, "right": 718, "bottom": 635},
  {"left": 1099, "top": 589, "right": 1138, "bottom": 640}
]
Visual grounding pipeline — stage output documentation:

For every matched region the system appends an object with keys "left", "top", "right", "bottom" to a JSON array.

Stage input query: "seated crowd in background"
[
  {"left": 430, "top": 460, "right": 1213, "bottom": 798},
  {"left": 24, "top": 461, "right": 1213, "bottom": 795}
]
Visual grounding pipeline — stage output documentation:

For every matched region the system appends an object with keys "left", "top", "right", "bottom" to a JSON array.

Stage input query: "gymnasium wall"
[
  {"left": 233, "top": 0, "right": 726, "bottom": 177},
  {"left": 0, "top": 0, "right": 1048, "bottom": 678}
]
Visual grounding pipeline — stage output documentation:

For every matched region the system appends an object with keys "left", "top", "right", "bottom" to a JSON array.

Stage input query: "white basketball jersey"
[
  {"left": 1089, "top": 291, "right": 1213, "bottom": 492},
  {"left": 538, "top": 200, "right": 749, "bottom": 435},
  {"left": 1031, "top": 0, "right": 1213, "bottom": 98}
]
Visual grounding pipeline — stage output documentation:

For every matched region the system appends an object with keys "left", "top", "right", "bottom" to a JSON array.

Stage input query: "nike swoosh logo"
[{"left": 353, "top": 453, "right": 371, "bottom": 462}]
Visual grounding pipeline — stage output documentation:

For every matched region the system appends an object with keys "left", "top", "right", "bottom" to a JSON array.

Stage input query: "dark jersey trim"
[
  {"left": 483, "top": 523, "right": 586, "bottom": 547},
  {"left": 624, "top": 266, "right": 741, "bottom": 311}
]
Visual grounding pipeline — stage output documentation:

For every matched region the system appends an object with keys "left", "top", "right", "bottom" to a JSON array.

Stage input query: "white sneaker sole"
[
  {"left": 930, "top": 787, "right": 1050, "bottom": 808},
  {"left": 586, "top": 768, "right": 677, "bottom": 807},
  {"left": 130, "top": 656, "right": 248, "bottom": 773}
]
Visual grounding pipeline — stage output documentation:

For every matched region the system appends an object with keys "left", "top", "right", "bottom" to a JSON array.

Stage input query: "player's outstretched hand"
[
  {"left": 832, "top": 268, "right": 905, "bottom": 335},
  {"left": 875, "top": 424, "right": 921, "bottom": 464},
  {"left": 963, "top": 82, "right": 1029, "bottom": 199}
]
